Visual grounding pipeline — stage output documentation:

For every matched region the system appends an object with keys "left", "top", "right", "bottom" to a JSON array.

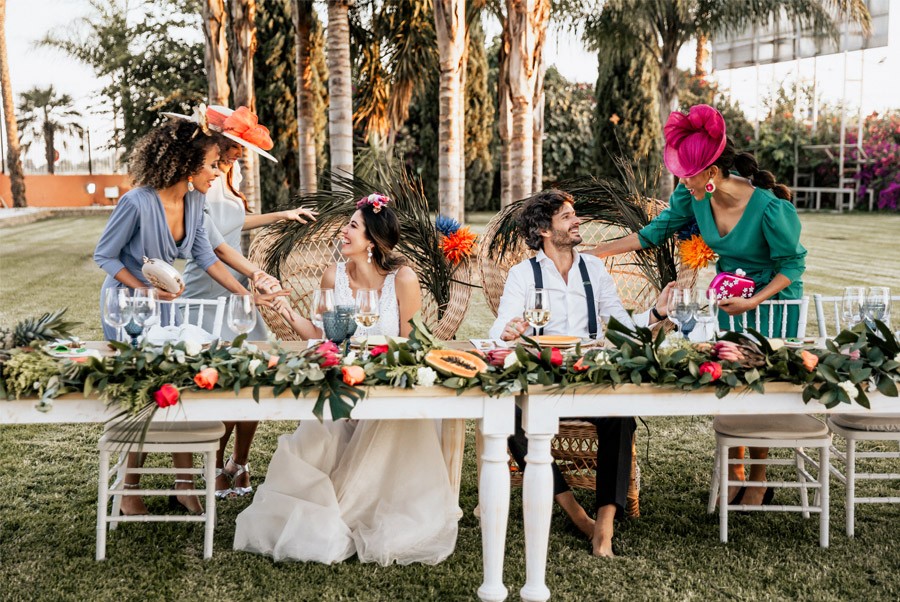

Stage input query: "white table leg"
[
  {"left": 441, "top": 418, "right": 466, "bottom": 501},
  {"left": 519, "top": 395, "right": 557, "bottom": 602},
  {"left": 477, "top": 399, "right": 514, "bottom": 602}
]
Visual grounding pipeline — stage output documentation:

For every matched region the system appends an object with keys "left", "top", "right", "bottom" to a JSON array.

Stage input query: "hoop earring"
[
  {"left": 705, "top": 180, "right": 716, "bottom": 194},
  {"left": 187, "top": 176, "right": 195, "bottom": 192},
  {"left": 367, "top": 246, "right": 373, "bottom": 264}
]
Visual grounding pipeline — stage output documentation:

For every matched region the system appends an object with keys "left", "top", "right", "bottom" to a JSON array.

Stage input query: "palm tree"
[
  {"left": 293, "top": 0, "right": 317, "bottom": 193},
  {"left": 587, "top": 0, "right": 871, "bottom": 198},
  {"left": 435, "top": 0, "right": 467, "bottom": 223},
  {"left": 327, "top": 0, "right": 354, "bottom": 176},
  {"left": 228, "top": 0, "right": 260, "bottom": 212},
  {"left": 0, "top": 0, "right": 26, "bottom": 206},
  {"left": 201, "top": 0, "right": 230, "bottom": 106},
  {"left": 17, "top": 86, "right": 83, "bottom": 175}
]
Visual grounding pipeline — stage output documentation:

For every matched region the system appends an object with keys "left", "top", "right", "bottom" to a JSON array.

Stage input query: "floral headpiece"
[{"left": 356, "top": 193, "right": 392, "bottom": 214}]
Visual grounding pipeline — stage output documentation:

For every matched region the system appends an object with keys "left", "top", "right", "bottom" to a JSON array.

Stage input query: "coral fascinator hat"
[{"left": 663, "top": 104, "right": 726, "bottom": 179}]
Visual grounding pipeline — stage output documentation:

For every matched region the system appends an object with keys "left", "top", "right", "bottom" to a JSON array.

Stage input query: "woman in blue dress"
[{"left": 93, "top": 117, "right": 286, "bottom": 515}]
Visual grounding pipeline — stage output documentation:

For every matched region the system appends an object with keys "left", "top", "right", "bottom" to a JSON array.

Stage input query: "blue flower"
[
  {"left": 435, "top": 214, "right": 461, "bottom": 236},
  {"left": 675, "top": 217, "right": 700, "bottom": 241}
]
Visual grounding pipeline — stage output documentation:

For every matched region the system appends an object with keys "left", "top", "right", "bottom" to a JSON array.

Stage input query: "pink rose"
[
  {"left": 341, "top": 365, "right": 365, "bottom": 386},
  {"left": 699, "top": 361, "right": 723, "bottom": 381},
  {"left": 193, "top": 368, "right": 219, "bottom": 390},
  {"left": 154, "top": 384, "right": 179, "bottom": 408},
  {"left": 370, "top": 345, "right": 389, "bottom": 357}
]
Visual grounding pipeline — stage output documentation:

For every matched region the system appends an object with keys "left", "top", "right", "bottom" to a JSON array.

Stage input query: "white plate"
[{"left": 142, "top": 257, "right": 184, "bottom": 293}]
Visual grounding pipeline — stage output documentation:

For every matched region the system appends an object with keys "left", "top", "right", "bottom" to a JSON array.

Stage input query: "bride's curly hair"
[{"left": 129, "top": 120, "right": 222, "bottom": 190}]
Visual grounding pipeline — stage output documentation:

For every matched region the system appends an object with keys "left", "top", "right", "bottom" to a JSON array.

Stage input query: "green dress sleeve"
[
  {"left": 762, "top": 198, "right": 806, "bottom": 283},
  {"left": 637, "top": 184, "right": 696, "bottom": 249}
]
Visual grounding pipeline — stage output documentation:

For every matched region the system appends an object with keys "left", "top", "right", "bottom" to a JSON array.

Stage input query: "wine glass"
[
  {"left": 228, "top": 294, "right": 257, "bottom": 339},
  {"left": 103, "top": 288, "right": 132, "bottom": 342},
  {"left": 667, "top": 287, "right": 698, "bottom": 339},
  {"left": 841, "top": 286, "right": 866, "bottom": 330},
  {"left": 354, "top": 289, "right": 380, "bottom": 331},
  {"left": 694, "top": 289, "right": 719, "bottom": 341},
  {"left": 310, "top": 288, "right": 335, "bottom": 333},
  {"left": 524, "top": 288, "right": 552, "bottom": 332},
  {"left": 864, "top": 286, "right": 891, "bottom": 330},
  {"left": 125, "top": 288, "right": 159, "bottom": 348}
]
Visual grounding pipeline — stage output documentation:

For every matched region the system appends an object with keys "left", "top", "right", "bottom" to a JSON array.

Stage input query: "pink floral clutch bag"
[{"left": 709, "top": 269, "right": 755, "bottom": 300}]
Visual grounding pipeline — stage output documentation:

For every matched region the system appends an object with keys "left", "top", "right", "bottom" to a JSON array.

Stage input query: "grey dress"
[
  {"left": 93, "top": 186, "right": 219, "bottom": 341},
  {"left": 181, "top": 173, "right": 269, "bottom": 340}
]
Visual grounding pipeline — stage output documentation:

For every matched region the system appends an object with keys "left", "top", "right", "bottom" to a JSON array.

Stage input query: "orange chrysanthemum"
[
  {"left": 679, "top": 235, "right": 716, "bottom": 269},
  {"left": 441, "top": 226, "right": 477, "bottom": 264}
]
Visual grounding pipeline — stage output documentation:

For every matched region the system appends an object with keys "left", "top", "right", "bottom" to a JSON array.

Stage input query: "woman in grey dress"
[{"left": 93, "top": 118, "right": 286, "bottom": 515}]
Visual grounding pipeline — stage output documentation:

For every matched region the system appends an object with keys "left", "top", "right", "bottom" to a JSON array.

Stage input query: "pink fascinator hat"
[{"left": 663, "top": 104, "right": 727, "bottom": 179}]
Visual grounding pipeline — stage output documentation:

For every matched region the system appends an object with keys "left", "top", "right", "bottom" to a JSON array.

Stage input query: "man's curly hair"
[
  {"left": 129, "top": 120, "right": 222, "bottom": 190},
  {"left": 519, "top": 189, "right": 575, "bottom": 250}
]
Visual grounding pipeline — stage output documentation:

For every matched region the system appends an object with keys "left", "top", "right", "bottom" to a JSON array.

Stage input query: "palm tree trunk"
[
  {"left": 657, "top": 46, "right": 679, "bottom": 200},
  {"left": 326, "top": 0, "right": 353, "bottom": 177},
  {"left": 293, "top": 0, "right": 317, "bottom": 193},
  {"left": 498, "top": 25, "right": 511, "bottom": 208},
  {"left": 228, "top": 0, "right": 261, "bottom": 215},
  {"left": 458, "top": 36, "right": 468, "bottom": 213},
  {"left": 694, "top": 34, "right": 708, "bottom": 77},
  {"left": 434, "top": 0, "right": 466, "bottom": 223},
  {"left": 531, "top": 51, "right": 545, "bottom": 193},
  {"left": 505, "top": 0, "right": 549, "bottom": 204},
  {"left": 201, "top": 0, "right": 230, "bottom": 106},
  {"left": 44, "top": 122, "right": 55, "bottom": 175},
  {"left": 0, "top": 0, "right": 26, "bottom": 206}
]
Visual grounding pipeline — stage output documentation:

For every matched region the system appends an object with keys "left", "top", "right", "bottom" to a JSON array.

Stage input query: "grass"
[{"left": 1, "top": 213, "right": 900, "bottom": 601}]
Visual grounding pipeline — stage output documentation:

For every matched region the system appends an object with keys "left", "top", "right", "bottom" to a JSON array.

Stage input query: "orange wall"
[{"left": 0, "top": 174, "right": 132, "bottom": 207}]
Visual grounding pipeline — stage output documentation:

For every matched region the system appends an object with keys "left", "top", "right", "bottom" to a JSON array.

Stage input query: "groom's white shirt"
[{"left": 489, "top": 249, "right": 651, "bottom": 339}]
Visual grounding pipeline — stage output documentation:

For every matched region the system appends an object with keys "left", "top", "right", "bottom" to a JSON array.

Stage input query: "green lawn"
[{"left": 1, "top": 214, "right": 899, "bottom": 601}]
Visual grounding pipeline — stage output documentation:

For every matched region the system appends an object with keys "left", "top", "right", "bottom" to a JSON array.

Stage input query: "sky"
[{"left": 5, "top": 0, "right": 899, "bottom": 166}]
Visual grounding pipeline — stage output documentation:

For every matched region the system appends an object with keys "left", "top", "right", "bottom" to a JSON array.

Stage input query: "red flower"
[
  {"left": 194, "top": 368, "right": 219, "bottom": 389},
  {"left": 549, "top": 348, "right": 563, "bottom": 367},
  {"left": 573, "top": 357, "right": 589, "bottom": 372},
  {"left": 342, "top": 365, "right": 365, "bottom": 386},
  {"left": 440, "top": 227, "right": 477, "bottom": 264},
  {"left": 486, "top": 348, "right": 513, "bottom": 368},
  {"left": 699, "top": 361, "right": 723, "bottom": 381},
  {"left": 370, "top": 345, "right": 389, "bottom": 357},
  {"left": 316, "top": 341, "right": 341, "bottom": 368},
  {"left": 154, "top": 384, "right": 179, "bottom": 408}
]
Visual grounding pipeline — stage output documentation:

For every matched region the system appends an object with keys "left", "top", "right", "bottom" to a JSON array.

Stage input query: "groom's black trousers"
[{"left": 507, "top": 406, "right": 636, "bottom": 513}]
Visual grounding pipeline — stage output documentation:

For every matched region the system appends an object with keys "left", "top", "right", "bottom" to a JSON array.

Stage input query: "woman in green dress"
[{"left": 589, "top": 104, "right": 807, "bottom": 507}]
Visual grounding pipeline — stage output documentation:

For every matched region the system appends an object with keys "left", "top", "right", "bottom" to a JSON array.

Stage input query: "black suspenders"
[{"left": 529, "top": 256, "right": 598, "bottom": 339}]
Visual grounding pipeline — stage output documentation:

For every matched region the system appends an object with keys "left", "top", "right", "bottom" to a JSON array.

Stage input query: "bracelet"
[{"left": 651, "top": 307, "right": 665, "bottom": 321}]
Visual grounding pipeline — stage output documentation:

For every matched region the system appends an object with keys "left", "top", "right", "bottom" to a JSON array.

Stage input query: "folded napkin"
[{"left": 142, "top": 321, "right": 216, "bottom": 347}]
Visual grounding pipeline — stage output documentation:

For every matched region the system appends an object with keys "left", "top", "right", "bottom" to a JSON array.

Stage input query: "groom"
[{"left": 489, "top": 189, "right": 671, "bottom": 557}]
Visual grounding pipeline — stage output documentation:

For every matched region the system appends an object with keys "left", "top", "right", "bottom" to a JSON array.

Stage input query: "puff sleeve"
[{"left": 762, "top": 198, "right": 806, "bottom": 283}]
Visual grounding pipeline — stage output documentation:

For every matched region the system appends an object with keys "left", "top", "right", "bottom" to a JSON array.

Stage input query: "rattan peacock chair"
[
  {"left": 479, "top": 174, "right": 700, "bottom": 517},
  {"left": 247, "top": 169, "right": 473, "bottom": 342}
]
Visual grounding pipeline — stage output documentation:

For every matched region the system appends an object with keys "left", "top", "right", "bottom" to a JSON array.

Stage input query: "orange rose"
[
  {"left": 799, "top": 350, "right": 819, "bottom": 372},
  {"left": 268, "top": 355, "right": 279, "bottom": 369},
  {"left": 194, "top": 367, "right": 219, "bottom": 389},
  {"left": 341, "top": 365, "right": 366, "bottom": 386},
  {"left": 573, "top": 357, "right": 589, "bottom": 372}
]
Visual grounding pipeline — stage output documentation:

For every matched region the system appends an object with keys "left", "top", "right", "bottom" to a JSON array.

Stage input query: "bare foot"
[
  {"left": 120, "top": 493, "right": 148, "bottom": 516},
  {"left": 591, "top": 531, "right": 615, "bottom": 558},
  {"left": 574, "top": 514, "right": 596, "bottom": 539}
]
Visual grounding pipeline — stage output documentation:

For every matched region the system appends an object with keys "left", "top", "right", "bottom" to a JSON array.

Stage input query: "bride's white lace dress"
[{"left": 233, "top": 263, "right": 460, "bottom": 565}]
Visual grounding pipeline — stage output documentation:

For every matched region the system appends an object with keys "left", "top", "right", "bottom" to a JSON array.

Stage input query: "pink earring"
[{"left": 705, "top": 180, "right": 716, "bottom": 194}]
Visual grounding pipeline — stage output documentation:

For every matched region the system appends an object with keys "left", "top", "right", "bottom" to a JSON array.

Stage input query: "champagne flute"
[
  {"left": 354, "top": 289, "right": 380, "bottom": 332},
  {"left": 864, "top": 286, "right": 891, "bottom": 330},
  {"left": 695, "top": 289, "right": 719, "bottom": 341},
  {"left": 667, "top": 287, "right": 698, "bottom": 339},
  {"left": 228, "top": 293, "right": 257, "bottom": 339},
  {"left": 524, "top": 288, "right": 552, "bottom": 332},
  {"left": 103, "top": 287, "right": 132, "bottom": 342},
  {"left": 310, "top": 288, "right": 335, "bottom": 334},
  {"left": 841, "top": 286, "right": 865, "bottom": 330},
  {"left": 125, "top": 288, "right": 159, "bottom": 348}
]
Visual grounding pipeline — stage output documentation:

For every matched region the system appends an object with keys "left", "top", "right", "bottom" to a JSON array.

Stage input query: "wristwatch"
[{"left": 651, "top": 307, "right": 665, "bottom": 322}]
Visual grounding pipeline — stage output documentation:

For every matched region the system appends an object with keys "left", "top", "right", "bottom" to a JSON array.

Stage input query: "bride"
[{"left": 233, "top": 194, "right": 461, "bottom": 565}]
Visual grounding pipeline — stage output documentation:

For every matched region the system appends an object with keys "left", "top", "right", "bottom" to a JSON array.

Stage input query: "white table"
[
  {"left": 2, "top": 386, "right": 516, "bottom": 602},
  {"left": 517, "top": 383, "right": 900, "bottom": 602}
]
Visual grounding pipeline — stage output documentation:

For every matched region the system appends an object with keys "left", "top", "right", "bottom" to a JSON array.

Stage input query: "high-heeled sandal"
[
  {"left": 225, "top": 456, "right": 252, "bottom": 496},
  {"left": 213, "top": 468, "right": 234, "bottom": 500},
  {"left": 169, "top": 479, "right": 204, "bottom": 515}
]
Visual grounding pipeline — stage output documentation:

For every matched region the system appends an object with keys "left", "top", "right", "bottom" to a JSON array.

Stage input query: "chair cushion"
[
  {"left": 714, "top": 414, "right": 829, "bottom": 439},
  {"left": 829, "top": 413, "right": 900, "bottom": 433},
  {"left": 103, "top": 420, "right": 226, "bottom": 444}
]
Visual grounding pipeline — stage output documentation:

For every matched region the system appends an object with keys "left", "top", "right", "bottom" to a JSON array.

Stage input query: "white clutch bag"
[{"left": 142, "top": 256, "right": 184, "bottom": 293}]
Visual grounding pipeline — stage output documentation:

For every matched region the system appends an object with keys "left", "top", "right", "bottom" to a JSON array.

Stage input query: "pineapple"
[{"left": 2, "top": 309, "right": 79, "bottom": 349}]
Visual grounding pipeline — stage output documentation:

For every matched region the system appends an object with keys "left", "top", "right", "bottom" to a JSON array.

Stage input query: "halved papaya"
[{"left": 424, "top": 349, "right": 488, "bottom": 378}]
